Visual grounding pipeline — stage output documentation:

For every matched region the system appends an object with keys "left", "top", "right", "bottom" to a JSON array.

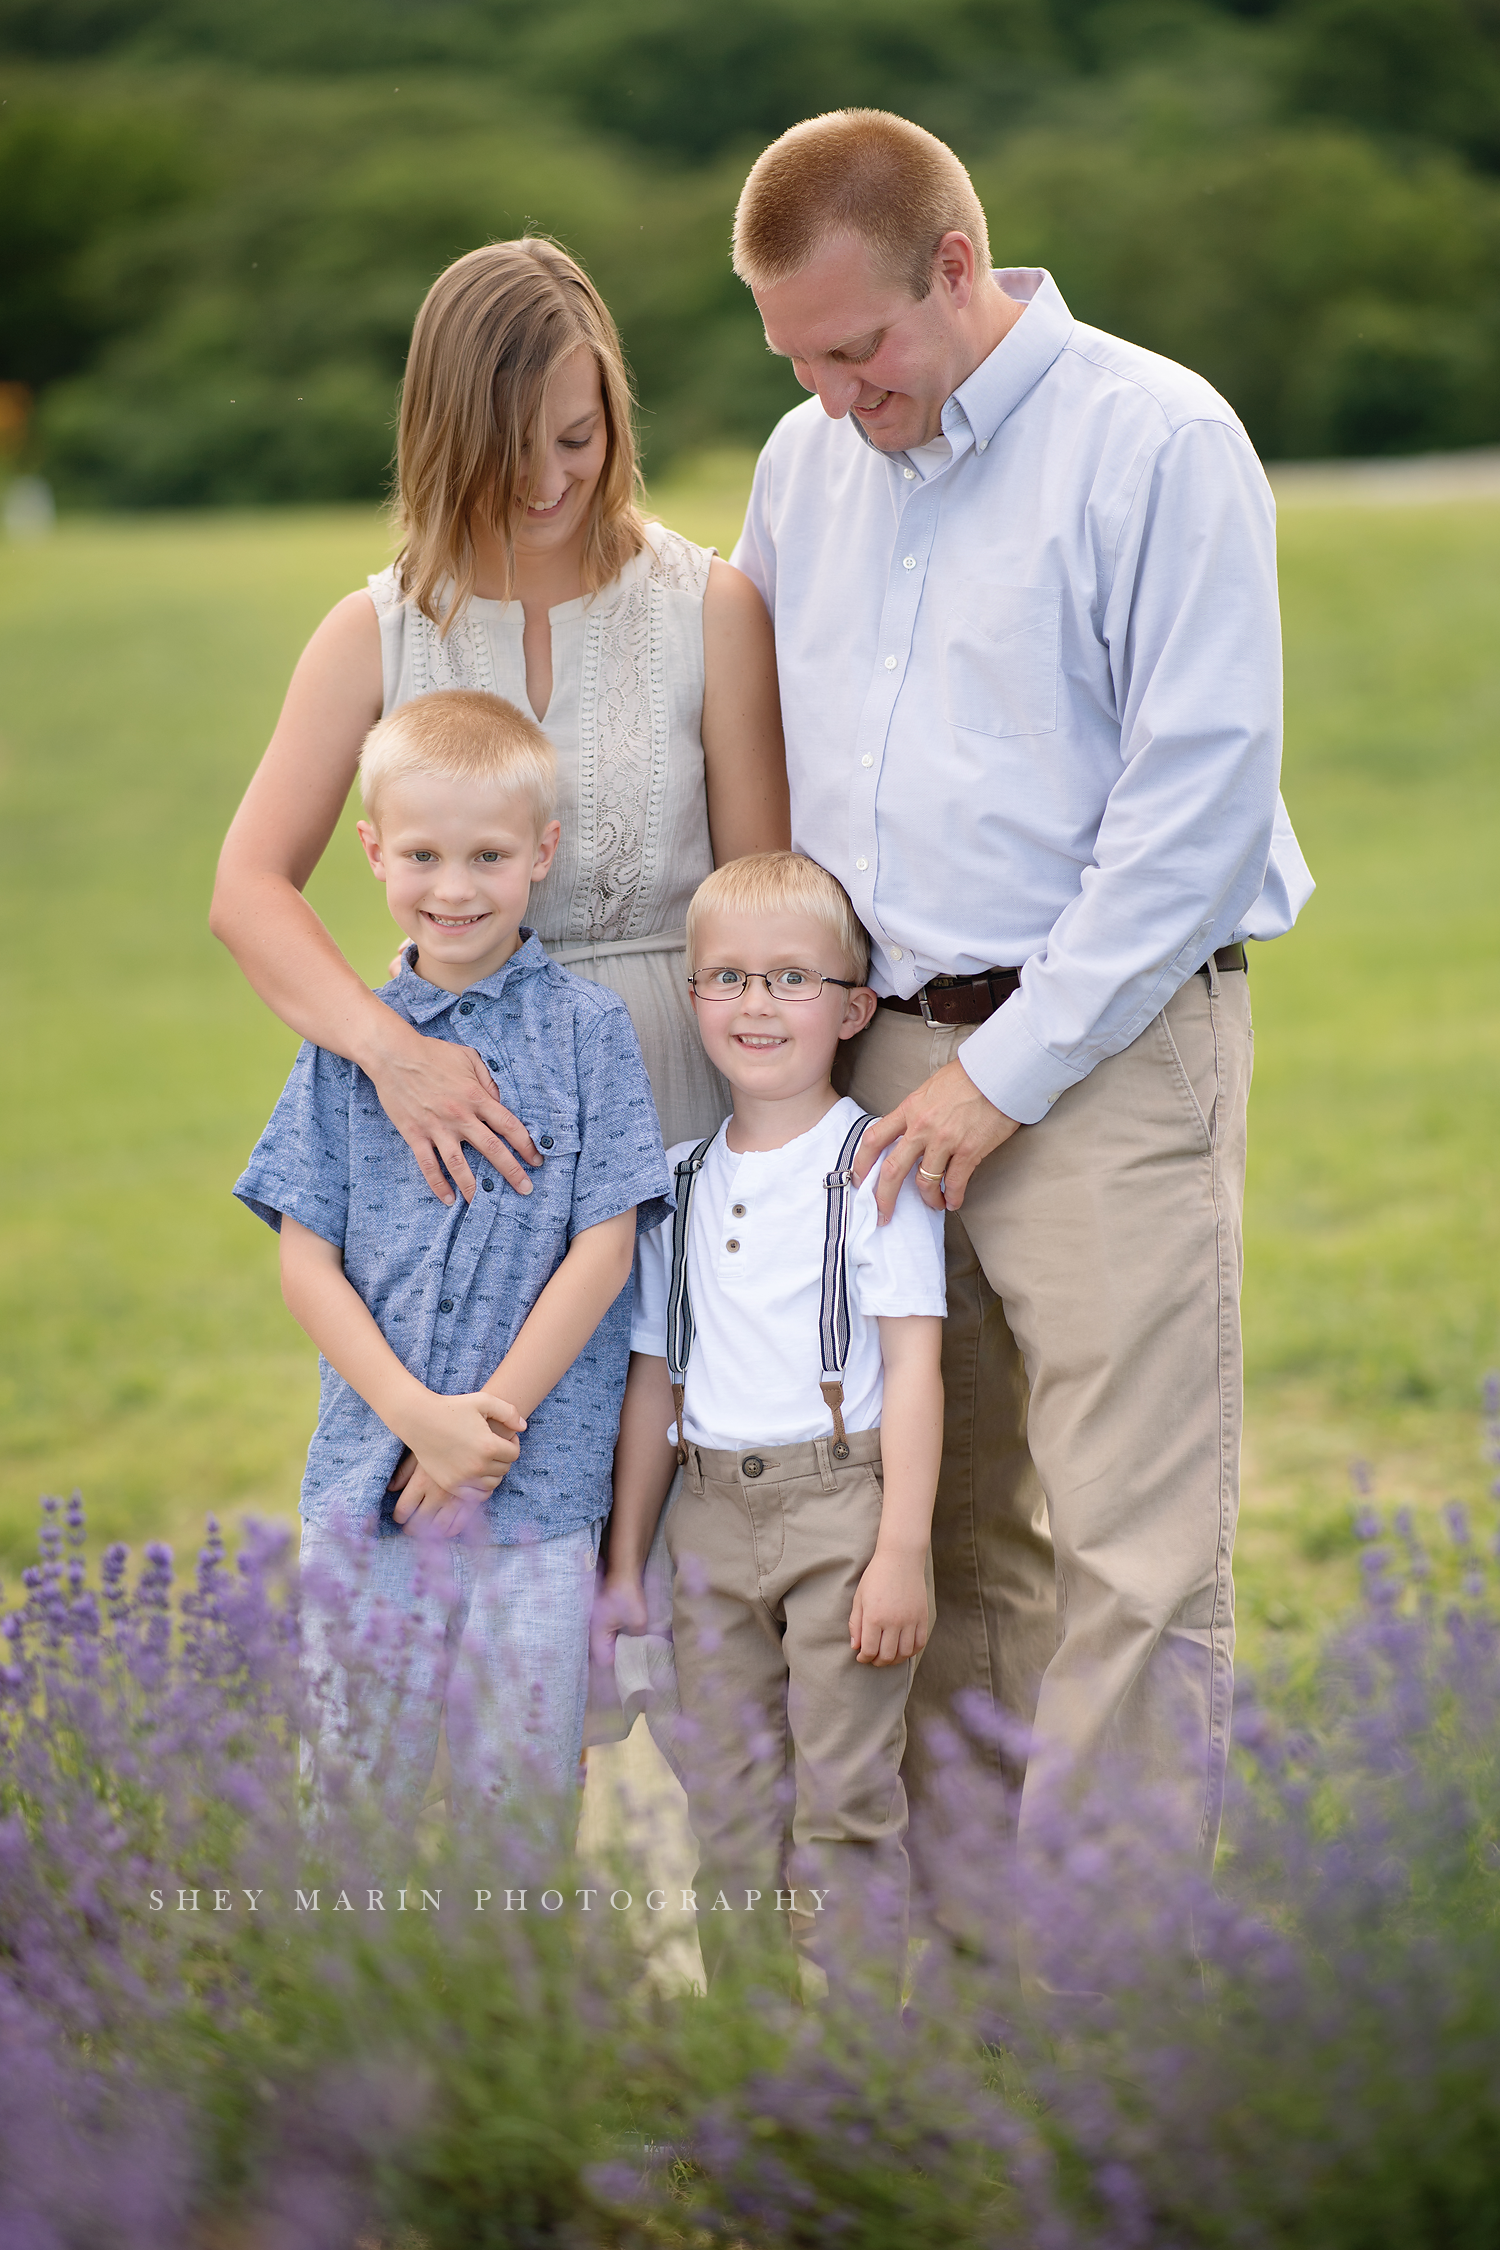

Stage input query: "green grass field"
[{"left": 1, "top": 460, "right": 1496, "bottom": 1670}]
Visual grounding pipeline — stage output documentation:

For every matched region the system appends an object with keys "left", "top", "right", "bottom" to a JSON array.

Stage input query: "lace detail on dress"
[
  {"left": 404, "top": 590, "right": 498, "bottom": 697},
  {"left": 569, "top": 570, "right": 672, "bottom": 943},
  {"left": 643, "top": 523, "right": 714, "bottom": 597},
  {"left": 366, "top": 563, "right": 404, "bottom": 615}
]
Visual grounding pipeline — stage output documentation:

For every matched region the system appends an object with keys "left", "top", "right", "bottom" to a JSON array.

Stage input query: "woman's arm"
[
  {"left": 210, "top": 592, "right": 540, "bottom": 1205},
  {"left": 699, "top": 558, "right": 791, "bottom": 865}
]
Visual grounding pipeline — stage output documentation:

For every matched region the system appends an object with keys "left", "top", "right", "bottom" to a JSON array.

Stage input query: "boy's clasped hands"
[{"left": 385, "top": 1388, "right": 526, "bottom": 1540}]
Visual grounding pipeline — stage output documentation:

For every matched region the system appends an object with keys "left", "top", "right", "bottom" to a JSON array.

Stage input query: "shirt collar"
[
  {"left": 952, "top": 269, "right": 1074, "bottom": 452},
  {"left": 851, "top": 267, "right": 1074, "bottom": 478},
  {"left": 393, "top": 928, "right": 550, "bottom": 1024}
]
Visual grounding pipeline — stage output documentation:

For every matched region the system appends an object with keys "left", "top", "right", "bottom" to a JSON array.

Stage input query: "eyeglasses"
[{"left": 688, "top": 967, "right": 859, "bottom": 1003}]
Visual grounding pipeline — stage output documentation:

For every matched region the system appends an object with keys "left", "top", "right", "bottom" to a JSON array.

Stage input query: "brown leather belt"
[{"left": 876, "top": 945, "right": 1246, "bottom": 1029}]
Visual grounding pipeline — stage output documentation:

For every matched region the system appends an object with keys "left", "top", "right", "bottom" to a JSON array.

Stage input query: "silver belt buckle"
[{"left": 917, "top": 982, "right": 938, "bottom": 1028}]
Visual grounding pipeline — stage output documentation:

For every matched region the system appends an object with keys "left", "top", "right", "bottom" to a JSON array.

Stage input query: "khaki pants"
[
  {"left": 666, "top": 1428, "right": 933, "bottom": 1975},
  {"left": 846, "top": 962, "right": 1252, "bottom": 1862}
]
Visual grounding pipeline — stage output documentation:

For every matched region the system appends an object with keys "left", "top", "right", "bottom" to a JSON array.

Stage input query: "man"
[{"left": 730, "top": 110, "right": 1312, "bottom": 1862}]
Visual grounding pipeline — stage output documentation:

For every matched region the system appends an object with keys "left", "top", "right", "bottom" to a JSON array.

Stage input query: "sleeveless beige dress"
[{"left": 366, "top": 522, "right": 730, "bottom": 1145}]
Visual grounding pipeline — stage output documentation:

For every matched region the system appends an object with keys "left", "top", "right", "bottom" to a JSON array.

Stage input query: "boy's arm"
[
  {"left": 849, "top": 1315, "right": 944, "bottom": 1666},
  {"left": 279, "top": 1216, "right": 523, "bottom": 1506},
  {"left": 483, "top": 1208, "right": 636, "bottom": 1417},
  {"left": 390, "top": 1208, "right": 637, "bottom": 1535},
  {"left": 592, "top": 1352, "right": 679, "bottom": 1660}
]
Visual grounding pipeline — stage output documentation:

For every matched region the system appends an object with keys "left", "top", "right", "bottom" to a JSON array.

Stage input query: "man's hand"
[
  {"left": 589, "top": 1573, "right": 650, "bottom": 1670},
  {"left": 393, "top": 1388, "right": 524, "bottom": 1520},
  {"left": 367, "top": 1025, "right": 541, "bottom": 1207},
  {"left": 854, "top": 1057, "right": 1020, "bottom": 1219},
  {"left": 849, "top": 1545, "right": 930, "bottom": 1666}
]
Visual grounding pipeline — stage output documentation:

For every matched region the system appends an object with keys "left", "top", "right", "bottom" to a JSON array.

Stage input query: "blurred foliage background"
[{"left": 4, "top": 0, "right": 1500, "bottom": 506}]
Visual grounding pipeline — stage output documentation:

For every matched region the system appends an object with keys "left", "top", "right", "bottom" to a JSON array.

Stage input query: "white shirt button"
[
  {"left": 902, "top": 466, "right": 915, "bottom": 479},
  {"left": 861, "top": 753, "right": 873, "bottom": 767},
  {"left": 884, "top": 654, "right": 897, "bottom": 671},
  {"left": 903, "top": 555, "right": 916, "bottom": 569},
  {"left": 977, "top": 438, "right": 988, "bottom": 452},
  {"left": 855, "top": 857, "right": 868, "bottom": 872},
  {"left": 891, "top": 946, "right": 903, "bottom": 961}
]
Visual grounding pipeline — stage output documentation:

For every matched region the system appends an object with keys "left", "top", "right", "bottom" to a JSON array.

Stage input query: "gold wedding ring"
[{"left": 917, "top": 1164, "right": 945, "bottom": 1183}]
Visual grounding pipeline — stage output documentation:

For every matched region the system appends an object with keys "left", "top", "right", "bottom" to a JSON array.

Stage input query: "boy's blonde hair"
[
  {"left": 733, "top": 110, "right": 990, "bottom": 301},
  {"left": 358, "top": 690, "right": 557, "bottom": 833},
  {"left": 393, "top": 237, "right": 647, "bottom": 629},
  {"left": 686, "top": 852, "right": 870, "bottom": 983}
]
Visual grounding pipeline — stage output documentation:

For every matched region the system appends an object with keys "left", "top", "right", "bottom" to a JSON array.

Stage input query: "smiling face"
[
  {"left": 753, "top": 228, "right": 1010, "bottom": 454},
  {"left": 689, "top": 903, "right": 875, "bottom": 1115},
  {"left": 357, "top": 772, "right": 561, "bottom": 993},
  {"left": 507, "top": 342, "right": 609, "bottom": 567}
]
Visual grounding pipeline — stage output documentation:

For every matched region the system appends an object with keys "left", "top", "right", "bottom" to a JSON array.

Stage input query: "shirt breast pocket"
[
  {"left": 525, "top": 1117, "right": 581, "bottom": 1184},
  {"left": 941, "top": 584, "right": 1061, "bottom": 739}
]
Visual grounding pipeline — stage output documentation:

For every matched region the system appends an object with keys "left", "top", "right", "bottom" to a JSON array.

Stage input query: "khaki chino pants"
[
  {"left": 846, "top": 962, "right": 1252, "bottom": 1862},
  {"left": 666, "top": 1428, "right": 933, "bottom": 1973}
]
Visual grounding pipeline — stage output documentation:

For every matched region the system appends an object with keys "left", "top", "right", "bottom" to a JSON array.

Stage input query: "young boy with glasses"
[{"left": 594, "top": 851, "right": 945, "bottom": 1981}]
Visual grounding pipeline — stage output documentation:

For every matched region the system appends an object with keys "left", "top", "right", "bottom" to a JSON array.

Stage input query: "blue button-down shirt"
[
  {"left": 732, "top": 268, "right": 1314, "bottom": 1125},
  {"left": 234, "top": 935, "right": 671, "bottom": 1542}
]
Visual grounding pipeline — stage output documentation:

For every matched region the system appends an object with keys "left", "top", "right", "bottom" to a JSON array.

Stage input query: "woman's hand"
[{"left": 366, "top": 1018, "right": 541, "bottom": 1205}]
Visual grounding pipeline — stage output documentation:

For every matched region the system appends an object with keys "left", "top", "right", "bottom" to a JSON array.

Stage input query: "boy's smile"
[
  {"left": 690, "top": 904, "right": 875, "bottom": 1150},
  {"left": 357, "top": 772, "right": 560, "bottom": 994}
]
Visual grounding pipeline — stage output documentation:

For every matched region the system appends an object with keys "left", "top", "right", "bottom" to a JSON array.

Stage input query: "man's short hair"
[
  {"left": 687, "top": 852, "right": 870, "bottom": 984},
  {"left": 358, "top": 689, "right": 557, "bottom": 833},
  {"left": 733, "top": 110, "right": 991, "bottom": 301}
]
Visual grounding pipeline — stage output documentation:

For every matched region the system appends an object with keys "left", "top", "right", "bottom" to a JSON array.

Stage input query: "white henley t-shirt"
[{"left": 630, "top": 1098, "right": 947, "bottom": 1453}]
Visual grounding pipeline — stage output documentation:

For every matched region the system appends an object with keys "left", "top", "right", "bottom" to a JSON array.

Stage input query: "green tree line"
[{"left": 3, "top": 0, "right": 1500, "bottom": 505}]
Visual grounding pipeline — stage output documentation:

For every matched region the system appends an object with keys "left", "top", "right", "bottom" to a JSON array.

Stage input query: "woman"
[{"left": 211, "top": 237, "right": 789, "bottom": 1196}]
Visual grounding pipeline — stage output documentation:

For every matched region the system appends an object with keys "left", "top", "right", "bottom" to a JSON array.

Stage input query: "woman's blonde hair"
[
  {"left": 393, "top": 238, "right": 646, "bottom": 628},
  {"left": 686, "top": 852, "right": 871, "bottom": 983},
  {"left": 358, "top": 689, "right": 557, "bottom": 834},
  {"left": 733, "top": 110, "right": 991, "bottom": 301}
]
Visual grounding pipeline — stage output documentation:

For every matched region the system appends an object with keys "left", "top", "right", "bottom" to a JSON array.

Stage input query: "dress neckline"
[{"left": 461, "top": 529, "right": 663, "bottom": 622}]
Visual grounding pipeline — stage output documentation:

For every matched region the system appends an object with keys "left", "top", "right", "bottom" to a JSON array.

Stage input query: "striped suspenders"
[
  {"left": 817, "top": 1110, "right": 878, "bottom": 1461},
  {"left": 665, "top": 1135, "right": 715, "bottom": 1467},
  {"left": 664, "top": 1112, "right": 876, "bottom": 1467}
]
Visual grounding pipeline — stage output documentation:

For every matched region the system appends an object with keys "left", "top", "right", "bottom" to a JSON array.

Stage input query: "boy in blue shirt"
[{"left": 235, "top": 688, "right": 669, "bottom": 1826}]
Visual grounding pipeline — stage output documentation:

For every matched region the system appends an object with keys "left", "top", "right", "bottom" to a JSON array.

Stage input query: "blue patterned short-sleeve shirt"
[{"left": 234, "top": 934, "right": 671, "bottom": 1543}]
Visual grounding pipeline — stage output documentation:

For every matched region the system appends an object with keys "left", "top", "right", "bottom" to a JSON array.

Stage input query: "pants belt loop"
[
  {"left": 813, "top": 1436, "right": 837, "bottom": 1494},
  {"left": 685, "top": 1446, "right": 705, "bottom": 1497},
  {"left": 1201, "top": 950, "right": 1221, "bottom": 998}
]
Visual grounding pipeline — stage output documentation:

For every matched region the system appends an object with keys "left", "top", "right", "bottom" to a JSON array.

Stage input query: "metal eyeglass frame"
[{"left": 687, "top": 967, "right": 861, "bottom": 1003}]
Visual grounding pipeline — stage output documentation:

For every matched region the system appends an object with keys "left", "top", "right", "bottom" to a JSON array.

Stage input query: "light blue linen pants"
[{"left": 299, "top": 1518, "right": 602, "bottom": 1834}]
